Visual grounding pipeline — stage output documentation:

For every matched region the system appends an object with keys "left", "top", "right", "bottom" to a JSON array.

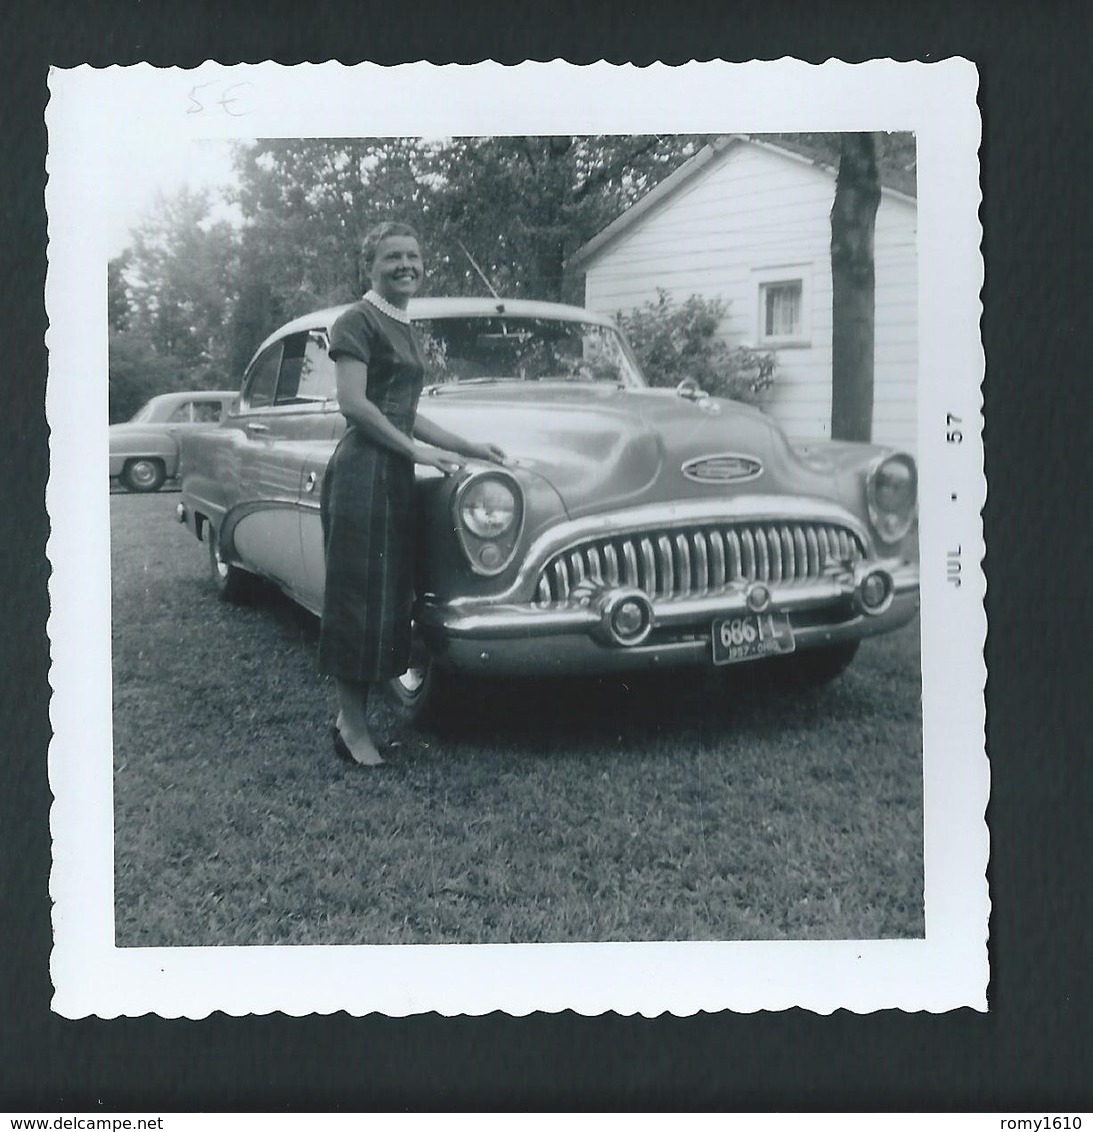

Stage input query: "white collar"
[{"left": 363, "top": 290, "right": 412, "bottom": 324}]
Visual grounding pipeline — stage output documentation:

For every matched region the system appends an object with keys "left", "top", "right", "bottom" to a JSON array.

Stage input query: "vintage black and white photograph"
[{"left": 45, "top": 61, "right": 986, "bottom": 1016}]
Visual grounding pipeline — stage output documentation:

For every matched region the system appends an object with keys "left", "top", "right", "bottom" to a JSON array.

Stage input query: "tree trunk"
[
  {"left": 830, "top": 133, "right": 881, "bottom": 442},
  {"left": 535, "top": 236, "right": 567, "bottom": 301}
]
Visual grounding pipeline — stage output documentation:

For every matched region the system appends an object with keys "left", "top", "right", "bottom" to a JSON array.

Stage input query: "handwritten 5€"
[{"left": 186, "top": 81, "right": 253, "bottom": 117}]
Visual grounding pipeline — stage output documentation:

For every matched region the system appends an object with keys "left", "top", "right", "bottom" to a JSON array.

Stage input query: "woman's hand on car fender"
[
  {"left": 414, "top": 444, "right": 466, "bottom": 475},
  {"left": 464, "top": 441, "right": 508, "bottom": 465}
]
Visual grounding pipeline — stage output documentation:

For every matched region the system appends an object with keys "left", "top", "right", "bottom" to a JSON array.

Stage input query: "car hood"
[{"left": 421, "top": 382, "right": 839, "bottom": 517}]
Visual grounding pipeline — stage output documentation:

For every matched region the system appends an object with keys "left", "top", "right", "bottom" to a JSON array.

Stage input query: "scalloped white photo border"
[{"left": 45, "top": 59, "right": 986, "bottom": 1017}]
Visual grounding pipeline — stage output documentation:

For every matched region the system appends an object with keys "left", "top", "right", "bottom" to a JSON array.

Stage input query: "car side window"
[
  {"left": 276, "top": 331, "right": 333, "bottom": 405},
  {"left": 191, "top": 401, "right": 224, "bottom": 423},
  {"left": 244, "top": 342, "right": 283, "bottom": 409},
  {"left": 167, "top": 402, "right": 192, "bottom": 423},
  {"left": 298, "top": 332, "right": 335, "bottom": 401}
]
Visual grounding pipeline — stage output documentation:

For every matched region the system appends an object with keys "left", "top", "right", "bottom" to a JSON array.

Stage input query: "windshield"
[{"left": 415, "top": 316, "right": 646, "bottom": 389}]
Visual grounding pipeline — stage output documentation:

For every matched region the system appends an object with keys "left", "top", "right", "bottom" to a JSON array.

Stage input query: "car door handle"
[
  {"left": 245, "top": 421, "right": 270, "bottom": 433},
  {"left": 304, "top": 472, "right": 318, "bottom": 493}
]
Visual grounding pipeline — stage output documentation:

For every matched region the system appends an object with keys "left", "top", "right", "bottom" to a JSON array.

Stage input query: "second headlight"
[{"left": 866, "top": 453, "right": 918, "bottom": 544}]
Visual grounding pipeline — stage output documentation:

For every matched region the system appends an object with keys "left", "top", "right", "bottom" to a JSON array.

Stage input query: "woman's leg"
[{"left": 335, "top": 678, "right": 385, "bottom": 765}]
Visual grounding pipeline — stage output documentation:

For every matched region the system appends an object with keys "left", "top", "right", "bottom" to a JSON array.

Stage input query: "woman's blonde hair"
[{"left": 361, "top": 221, "right": 422, "bottom": 272}]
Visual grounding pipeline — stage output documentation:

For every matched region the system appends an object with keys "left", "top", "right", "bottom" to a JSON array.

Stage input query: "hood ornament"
[
  {"left": 675, "top": 378, "right": 721, "bottom": 414},
  {"left": 682, "top": 454, "right": 764, "bottom": 484}
]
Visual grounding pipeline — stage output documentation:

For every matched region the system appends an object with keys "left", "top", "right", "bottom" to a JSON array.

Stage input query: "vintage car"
[
  {"left": 176, "top": 298, "right": 919, "bottom": 725},
  {"left": 110, "top": 390, "right": 238, "bottom": 492}
]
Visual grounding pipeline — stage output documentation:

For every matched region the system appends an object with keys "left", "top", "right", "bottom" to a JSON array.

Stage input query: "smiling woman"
[{"left": 318, "top": 221, "right": 507, "bottom": 766}]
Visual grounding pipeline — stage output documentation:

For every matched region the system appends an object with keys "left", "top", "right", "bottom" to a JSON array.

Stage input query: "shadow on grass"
[
  {"left": 206, "top": 561, "right": 920, "bottom": 765},
  {"left": 378, "top": 646, "right": 913, "bottom": 763}
]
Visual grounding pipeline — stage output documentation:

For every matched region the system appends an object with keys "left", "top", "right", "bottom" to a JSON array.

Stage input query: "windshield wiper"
[
  {"left": 426, "top": 377, "right": 520, "bottom": 395},
  {"left": 426, "top": 375, "right": 630, "bottom": 395}
]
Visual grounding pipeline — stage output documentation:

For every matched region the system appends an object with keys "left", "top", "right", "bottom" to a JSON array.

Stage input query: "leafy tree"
[
  {"left": 107, "top": 329, "right": 186, "bottom": 423},
  {"left": 108, "top": 252, "right": 131, "bottom": 331},
  {"left": 226, "top": 138, "right": 449, "bottom": 371},
  {"left": 618, "top": 290, "right": 775, "bottom": 405},
  {"left": 110, "top": 188, "right": 241, "bottom": 416},
  {"left": 124, "top": 186, "right": 240, "bottom": 386},
  {"left": 115, "top": 135, "right": 723, "bottom": 388},
  {"left": 830, "top": 132, "right": 882, "bottom": 442},
  {"left": 431, "top": 135, "right": 711, "bottom": 302},
  {"left": 226, "top": 135, "right": 710, "bottom": 323}
]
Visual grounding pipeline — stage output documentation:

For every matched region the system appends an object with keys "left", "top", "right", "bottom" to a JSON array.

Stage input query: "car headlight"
[
  {"left": 452, "top": 470, "right": 525, "bottom": 576},
  {"left": 460, "top": 476, "right": 517, "bottom": 538},
  {"left": 866, "top": 453, "right": 918, "bottom": 544}
]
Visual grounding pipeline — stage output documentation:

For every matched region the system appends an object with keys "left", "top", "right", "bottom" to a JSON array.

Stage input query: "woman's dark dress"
[{"left": 318, "top": 299, "right": 425, "bottom": 682}]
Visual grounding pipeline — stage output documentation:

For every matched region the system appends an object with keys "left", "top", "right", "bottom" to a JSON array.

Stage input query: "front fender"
[
  {"left": 415, "top": 464, "right": 568, "bottom": 603},
  {"left": 793, "top": 438, "right": 918, "bottom": 558},
  {"left": 109, "top": 429, "right": 181, "bottom": 473}
]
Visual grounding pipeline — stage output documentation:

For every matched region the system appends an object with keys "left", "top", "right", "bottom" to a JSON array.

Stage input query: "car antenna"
[{"left": 456, "top": 238, "right": 502, "bottom": 305}]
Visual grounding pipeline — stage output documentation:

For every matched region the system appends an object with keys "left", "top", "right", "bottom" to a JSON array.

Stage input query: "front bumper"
[{"left": 419, "top": 560, "right": 919, "bottom": 677}]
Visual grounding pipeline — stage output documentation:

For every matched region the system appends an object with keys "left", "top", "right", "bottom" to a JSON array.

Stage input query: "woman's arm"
[
  {"left": 414, "top": 412, "right": 507, "bottom": 465},
  {"left": 336, "top": 358, "right": 465, "bottom": 473}
]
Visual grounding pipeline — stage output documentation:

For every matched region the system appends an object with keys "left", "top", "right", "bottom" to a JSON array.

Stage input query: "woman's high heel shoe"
[{"left": 331, "top": 726, "right": 397, "bottom": 767}]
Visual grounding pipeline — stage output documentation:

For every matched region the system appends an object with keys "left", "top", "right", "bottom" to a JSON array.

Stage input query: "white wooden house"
[{"left": 568, "top": 135, "right": 918, "bottom": 451}]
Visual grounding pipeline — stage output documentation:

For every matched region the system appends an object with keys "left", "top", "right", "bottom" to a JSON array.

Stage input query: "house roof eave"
[
  {"left": 567, "top": 132, "right": 917, "bottom": 275},
  {"left": 565, "top": 135, "right": 742, "bottom": 273}
]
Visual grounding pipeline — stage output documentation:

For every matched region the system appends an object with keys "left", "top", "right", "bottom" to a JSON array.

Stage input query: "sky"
[{"left": 104, "top": 138, "right": 243, "bottom": 258}]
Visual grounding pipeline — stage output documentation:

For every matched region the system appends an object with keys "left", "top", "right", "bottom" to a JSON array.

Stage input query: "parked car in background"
[
  {"left": 110, "top": 391, "right": 238, "bottom": 492},
  {"left": 176, "top": 298, "right": 919, "bottom": 726}
]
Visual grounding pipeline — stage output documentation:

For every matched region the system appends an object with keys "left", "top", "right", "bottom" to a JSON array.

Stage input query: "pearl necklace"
[{"left": 363, "top": 290, "right": 412, "bottom": 324}]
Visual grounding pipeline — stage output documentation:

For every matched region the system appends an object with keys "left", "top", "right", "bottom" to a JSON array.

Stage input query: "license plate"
[{"left": 712, "top": 612, "right": 796, "bottom": 665}]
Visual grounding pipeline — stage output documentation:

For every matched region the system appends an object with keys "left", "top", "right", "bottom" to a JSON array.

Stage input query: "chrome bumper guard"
[{"left": 419, "top": 560, "right": 920, "bottom": 676}]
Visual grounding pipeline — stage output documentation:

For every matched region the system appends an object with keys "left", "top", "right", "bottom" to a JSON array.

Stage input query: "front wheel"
[
  {"left": 383, "top": 646, "right": 466, "bottom": 732},
  {"left": 122, "top": 457, "right": 166, "bottom": 493},
  {"left": 207, "top": 523, "right": 257, "bottom": 603}
]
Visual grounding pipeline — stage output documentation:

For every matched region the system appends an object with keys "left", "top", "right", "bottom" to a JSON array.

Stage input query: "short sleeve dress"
[{"left": 318, "top": 295, "right": 426, "bottom": 683}]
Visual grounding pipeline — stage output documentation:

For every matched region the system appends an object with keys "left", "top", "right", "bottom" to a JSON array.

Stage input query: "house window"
[
  {"left": 761, "top": 281, "right": 803, "bottom": 338},
  {"left": 754, "top": 265, "right": 812, "bottom": 347}
]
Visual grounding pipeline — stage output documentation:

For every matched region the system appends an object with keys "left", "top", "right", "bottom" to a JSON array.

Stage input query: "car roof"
[
  {"left": 252, "top": 297, "right": 620, "bottom": 363},
  {"left": 148, "top": 390, "right": 238, "bottom": 403}
]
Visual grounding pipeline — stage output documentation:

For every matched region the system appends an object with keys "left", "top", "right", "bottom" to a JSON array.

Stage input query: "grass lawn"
[{"left": 112, "top": 492, "right": 924, "bottom": 946}]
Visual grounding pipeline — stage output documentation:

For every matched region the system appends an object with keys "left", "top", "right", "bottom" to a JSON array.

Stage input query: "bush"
[
  {"left": 108, "top": 330, "right": 232, "bottom": 423},
  {"left": 617, "top": 290, "right": 775, "bottom": 406}
]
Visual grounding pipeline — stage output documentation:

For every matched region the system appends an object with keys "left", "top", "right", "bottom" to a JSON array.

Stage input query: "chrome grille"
[{"left": 533, "top": 521, "right": 864, "bottom": 605}]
